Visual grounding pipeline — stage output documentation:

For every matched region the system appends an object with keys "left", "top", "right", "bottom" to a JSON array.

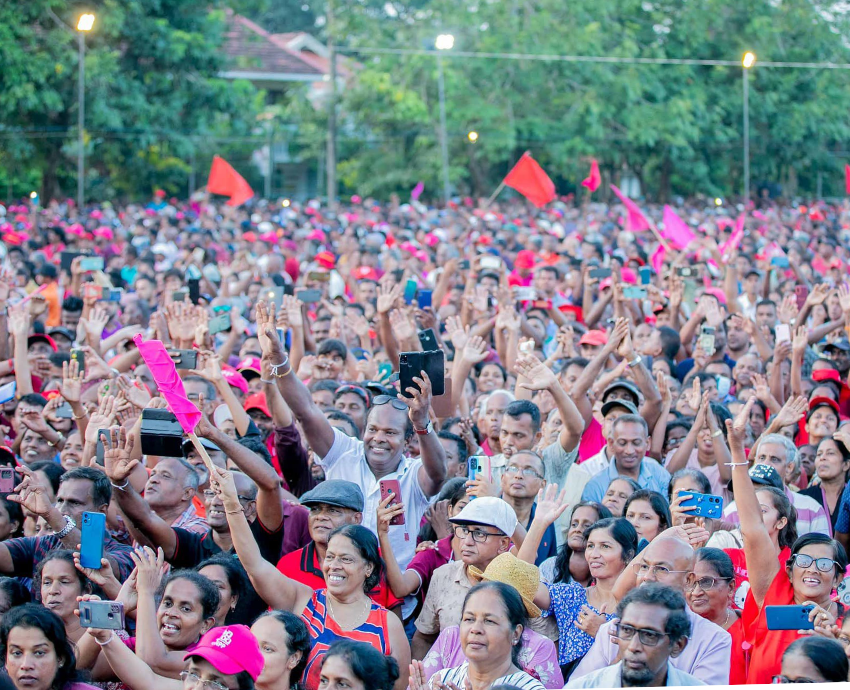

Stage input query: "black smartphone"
[
  {"left": 54, "top": 403, "right": 74, "bottom": 419},
  {"left": 677, "top": 267, "right": 698, "bottom": 278},
  {"left": 399, "top": 350, "right": 445, "bottom": 398},
  {"left": 418, "top": 329, "right": 438, "bottom": 351},
  {"left": 188, "top": 278, "right": 201, "bottom": 305},
  {"left": 172, "top": 288, "right": 189, "bottom": 302},
  {"left": 70, "top": 349, "right": 86, "bottom": 376},
  {"left": 170, "top": 349, "right": 198, "bottom": 370},
  {"left": 458, "top": 259, "right": 470, "bottom": 270},
  {"left": 61, "top": 251, "right": 88, "bottom": 272},
  {"left": 265, "top": 287, "right": 285, "bottom": 309}
]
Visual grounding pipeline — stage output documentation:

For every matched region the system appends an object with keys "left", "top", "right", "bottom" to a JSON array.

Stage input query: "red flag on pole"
[
  {"left": 581, "top": 159, "right": 601, "bottom": 193},
  {"left": 610, "top": 185, "right": 651, "bottom": 232},
  {"left": 503, "top": 153, "right": 556, "bottom": 208},
  {"left": 208, "top": 155, "right": 254, "bottom": 207},
  {"left": 845, "top": 164, "right": 850, "bottom": 195}
]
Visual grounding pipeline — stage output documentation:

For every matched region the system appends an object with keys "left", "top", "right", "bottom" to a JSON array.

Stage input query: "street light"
[
  {"left": 76, "top": 13, "right": 95, "bottom": 209},
  {"left": 435, "top": 34, "right": 454, "bottom": 204},
  {"left": 742, "top": 51, "right": 755, "bottom": 205},
  {"left": 467, "top": 131, "right": 479, "bottom": 143}
]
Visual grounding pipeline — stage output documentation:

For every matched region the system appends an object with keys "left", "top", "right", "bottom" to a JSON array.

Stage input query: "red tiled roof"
[{"left": 223, "top": 14, "right": 323, "bottom": 77}]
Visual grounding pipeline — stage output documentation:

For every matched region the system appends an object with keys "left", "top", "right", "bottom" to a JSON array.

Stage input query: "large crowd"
[{"left": 0, "top": 191, "right": 848, "bottom": 690}]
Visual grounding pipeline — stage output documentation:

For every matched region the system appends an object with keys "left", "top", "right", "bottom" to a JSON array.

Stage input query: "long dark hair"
[
  {"left": 623, "top": 490, "right": 672, "bottom": 536},
  {"left": 552, "top": 502, "right": 612, "bottom": 584},
  {"left": 0, "top": 604, "right": 85, "bottom": 689},
  {"left": 321, "top": 639, "right": 400, "bottom": 690},
  {"left": 255, "top": 611, "right": 311, "bottom": 688},
  {"left": 462, "top": 582, "right": 527, "bottom": 667},
  {"left": 197, "top": 554, "right": 249, "bottom": 617},
  {"left": 585, "top": 518, "right": 638, "bottom": 567},
  {"left": 756, "top": 486, "right": 798, "bottom": 550},
  {"left": 328, "top": 524, "right": 384, "bottom": 593}
]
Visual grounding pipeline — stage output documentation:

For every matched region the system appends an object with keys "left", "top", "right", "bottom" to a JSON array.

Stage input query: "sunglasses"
[{"left": 373, "top": 395, "right": 408, "bottom": 412}]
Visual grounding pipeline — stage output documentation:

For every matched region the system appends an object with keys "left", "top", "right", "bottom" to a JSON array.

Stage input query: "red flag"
[
  {"left": 581, "top": 159, "right": 601, "bottom": 193},
  {"left": 207, "top": 155, "right": 254, "bottom": 207},
  {"left": 610, "top": 185, "right": 650, "bottom": 232},
  {"left": 845, "top": 164, "right": 850, "bottom": 196},
  {"left": 503, "top": 153, "right": 556, "bottom": 208},
  {"left": 133, "top": 336, "right": 201, "bottom": 434}
]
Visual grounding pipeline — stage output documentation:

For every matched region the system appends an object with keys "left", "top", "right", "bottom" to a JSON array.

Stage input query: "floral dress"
[{"left": 542, "top": 580, "right": 615, "bottom": 667}]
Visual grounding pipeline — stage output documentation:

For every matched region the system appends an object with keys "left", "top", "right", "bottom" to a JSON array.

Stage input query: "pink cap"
[
  {"left": 90, "top": 210, "right": 103, "bottom": 220},
  {"left": 620, "top": 268, "right": 637, "bottom": 285},
  {"left": 93, "top": 226, "right": 114, "bottom": 240},
  {"left": 221, "top": 366, "right": 249, "bottom": 394},
  {"left": 307, "top": 229, "right": 326, "bottom": 242},
  {"left": 184, "top": 626, "right": 264, "bottom": 681},
  {"left": 236, "top": 356, "right": 262, "bottom": 377}
]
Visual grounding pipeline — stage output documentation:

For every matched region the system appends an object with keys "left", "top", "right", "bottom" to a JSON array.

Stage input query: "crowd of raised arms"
[{"left": 1, "top": 192, "right": 850, "bottom": 690}]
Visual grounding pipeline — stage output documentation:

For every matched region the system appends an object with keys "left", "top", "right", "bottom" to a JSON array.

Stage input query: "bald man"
[{"left": 570, "top": 534, "right": 731, "bottom": 686}]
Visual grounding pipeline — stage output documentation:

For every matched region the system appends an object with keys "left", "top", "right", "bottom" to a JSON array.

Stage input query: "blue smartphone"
[
  {"left": 403, "top": 280, "right": 417, "bottom": 304},
  {"left": 639, "top": 266, "right": 652, "bottom": 285},
  {"left": 351, "top": 347, "right": 369, "bottom": 361},
  {"left": 79, "top": 512, "right": 106, "bottom": 570},
  {"left": 765, "top": 605, "right": 814, "bottom": 631},
  {"left": 677, "top": 491, "right": 723, "bottom": 520},
  {"left": 417, "top": 289, "right": 432, "bottom": 309},
  {"left": 770, "top": 256, "right": 790, "bottom": 268}
]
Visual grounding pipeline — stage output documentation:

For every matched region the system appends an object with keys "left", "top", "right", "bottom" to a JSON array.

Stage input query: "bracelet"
[
  {"left": 73, "top": 411, "right": 87, "bottom": 420},
  {"left": 724, "top": 461, "right": 749, "bottom": 467},
  {"left": 94, "top": 631, "right": 116, "bottom": 646},
  {"left": 270, "top": 358, "right": 291, "bottom": 378},
  {"left": 53, "top": 514, "right": 76, "bottom": 539},
  {"left": 110, "top": 479, "right": 129, "bottom": 491},
  {"left": 259, "top": 377, "right": 275, "bottom": 385},
  {"left": 711, "top": 429, "right": 723, "bottom": 438},
  {"left": 47, "top": 432, "right": 65, "bottom": 448}
]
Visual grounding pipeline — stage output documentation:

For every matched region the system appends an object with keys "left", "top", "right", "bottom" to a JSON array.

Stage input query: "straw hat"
[{"left": 468, "top": 552, "right": 542, "bottom": 618}]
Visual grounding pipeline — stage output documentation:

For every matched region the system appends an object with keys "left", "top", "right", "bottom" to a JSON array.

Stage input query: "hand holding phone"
[
  {"left": 80, "top": 512, "right": 106, "bottom": 569},
  {"left": 379, "top": 480, "right": 405, "bottom": 526}
]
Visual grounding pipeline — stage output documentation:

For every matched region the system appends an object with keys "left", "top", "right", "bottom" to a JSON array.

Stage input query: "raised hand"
[
  {"left": 80, "top": 345, "right": 113, "bottom": 383},
  {"left": 688, "top": 376, "right": 702, "bottom": 413},
  {"left": 656, "top": 370, "right": 672, "bottom": 406},
  {"left": 130, "top": 546, "right": 166, "bottom": 595},
  {"left": 282, "top": 295, "right": 304, "bottom": 329},
  {"left": 8, "top": 466, "right": 54, "bottom": 518},
  {"left": 772, "top": 395, "right": 808, "bottom": 429},
  {"left": 209, "top": 464, "right": 239, "bottom": 510},
  {"left": 85, "top": 396, "right": 117, "bottom": 445},
  {"left": 86, "top": 306, "right": 109, "bottom": 340},
  {"left": 605, "top": 317, "right": 630, "bottom": 353},
  {"left": 377, "top": 282, "right": 402, "bottom": 315},
  {"left": 792, "top": 325, "right": 808, "bottom": 356},
  {"left": 726, "top": 396, "right": 755, "bottom": 451},
  {"left": 389, "top": 309, "right": 416, "bottom": 342},
  {"left": 21, "top": 409, "right": 52, "bottom": 436},
  {"left": 445, "top": 315, "right": 469, "bottom": 351},
  {"left": 102, "top": 426, "right": 138, "bottom": 483},
  {"left": 751, "top": 373, "right": 771, "bottom": 402},
  {"left": 839, "top": 283, "right": 850, "bottom": 315},
  {"left": 73, "top": 548, "right": 119, "bottom": 589},
  {"left": 376, "top": 493, "right": 405, "bottom": 535},
  {"left": 116, "top": 375, "right": 152, "bottom": 409},
  {"left": 462, "top": 335, "right": 489, "bottom": 364},
  {"left": 255, "top": 300, "right": 285, "bottom": 360},
  {"left": 806, "top": 283, "right": 830, "bottom": 307},
  {"left": 533, "top": 484, "right": 569, "bottom": 526},
  {"left": 7, "top": 305, "right": 30, "bottom": 339},
  {"left": 516, "top": 353, "right": 557, "bottom": 392},
  {"left": 191, "top": 351, "right": 225, "bottom": 386},
  {"left": 403, "top": 371, "right": 433, "bottom": 429}
]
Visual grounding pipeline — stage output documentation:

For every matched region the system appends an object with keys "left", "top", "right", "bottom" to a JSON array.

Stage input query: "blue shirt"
[{"left": 581, "top": 457, "right": 671, "bottom": 503}]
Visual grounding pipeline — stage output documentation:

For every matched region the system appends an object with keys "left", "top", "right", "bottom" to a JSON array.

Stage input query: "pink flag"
[
  {"left": 718, "top": 214, "right": 745, "bottom": 263},
  {"left": 133, "top": 336, "right": 201, "bottom": 434},
  {"left": 411, "top": 182, "right": 424, "bottom": 200},
  {"left": 661, "top": 205, "right": 696, "bottom": 250},
  {"left": 650, "top": 244, "right": 666, "bottom": 274},
  {"left": 581, "top": 159, "right": 601, "bottom": 193},
  {"left": 610, "top": 185, "right": 650, "bottom": 232}
]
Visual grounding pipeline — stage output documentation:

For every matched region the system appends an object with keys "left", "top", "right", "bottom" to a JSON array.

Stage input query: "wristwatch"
[
  {"left": 53, "top": 515, "right": 76, "bottom": 539},
  {"left": 414, "top": 420, "right": 433, "bottom": 436},
  {"left": 627, "top": 355, "right": 643, "bottom": 368}
]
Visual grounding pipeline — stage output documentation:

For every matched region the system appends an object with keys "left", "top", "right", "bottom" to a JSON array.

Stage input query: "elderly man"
[
  {"left": 139, "top": 457, "right": 208, "bottom": 536},
  {"left": 567, "top": 585, "right": 704, "bottom": 687},
  {"left": 572, "top": 533, "right": 731, "bottom": 685}
]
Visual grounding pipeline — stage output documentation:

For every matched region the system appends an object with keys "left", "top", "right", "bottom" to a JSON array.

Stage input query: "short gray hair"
[
  {"left": 479, "top": 389, "right": 516, "bottom": 414},
  {"left": 759, "top": 433, "right": 798, "bottom": 469}
]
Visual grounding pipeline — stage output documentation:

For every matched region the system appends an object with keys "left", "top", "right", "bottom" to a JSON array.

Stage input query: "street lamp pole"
[
  {"left": 742, "top": 51, "right": 756, "bottom": 205},
  {"left": 435, "top": 34, "right": 454, "bottom": 205},
  {"left": 76, "top": 13, "right": 95, "bottom": 210}
]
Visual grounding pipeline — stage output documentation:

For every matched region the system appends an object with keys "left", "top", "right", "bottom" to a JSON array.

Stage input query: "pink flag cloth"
[
  {"left": 411, "top": 182, "right": 425, "bottom": 200},
  {"left": 719, "top": 214, "right": 745, "bottom": 263},
  {"left": 581, "top": 159, "right": 601, "bottom": 192},
  {"left": 610, "top": 185, "right": 650, "bottom": 232},
  {"left": 133, "top": 336, "right": 201, "bottom": 434},
  {"left": 650, "top": 244, "right": 666, "bottom": 274},
  {"left": 661, "top": 205, "right": 696, "bottom": 250}
]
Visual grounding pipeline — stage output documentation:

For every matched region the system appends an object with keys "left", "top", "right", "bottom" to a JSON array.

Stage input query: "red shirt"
[{"left": 276, "top": 542, "right": 402, "bottom": 610}]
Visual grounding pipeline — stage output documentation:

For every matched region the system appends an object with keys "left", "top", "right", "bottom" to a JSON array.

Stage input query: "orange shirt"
[{"left": 42, "top": 282, "right": 61, "bottom": 328}]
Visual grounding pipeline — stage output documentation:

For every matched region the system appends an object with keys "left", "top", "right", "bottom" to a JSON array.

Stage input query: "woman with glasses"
[
  {"left": 211, "top": 465, "right": 409, "bottom": 690},
  {"left": 727, "top": 398, "right": 849, "bottom": 684},
  {"left": 775, "top": 637, "right": 849, "bottom": 683}
]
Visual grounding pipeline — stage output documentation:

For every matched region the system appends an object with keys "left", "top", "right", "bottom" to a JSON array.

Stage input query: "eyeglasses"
[
  {"left": 180, "top": 671, "right": 230, "bottom": 690},
  {"left": 772, "top": 676, "right": 818, "bottom": 684},
  {"left": 203, "top": 490, "right": 255, "bottom": 503},
  {"left": 611, "top": 622, "right": 670, "bottom": 647},
  {"left": 373, "top": 395, "right": 408, "bottom": 411},
  {"left": 504, "top": 465, "right": 544, "bottom": 480},
  {"left": 791, "top": 553, "right": 838, "bottom": 573},
  {"left": 632, "top": 563, "right": 691, "bottom": 578},
  {"left": 685, "top": 576, "right": 734, "bottom": 592},
  {"left": 454, "top": 525, "right": 503, "bottom": 543}
]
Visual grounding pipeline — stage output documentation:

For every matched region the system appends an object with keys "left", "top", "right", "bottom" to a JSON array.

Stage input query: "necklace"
[
  {"left": 326, "top": 592, "right": 370, "bottom": 630},
  {"left": 723, "top": 608, "right": 732, "bottom": 629}
]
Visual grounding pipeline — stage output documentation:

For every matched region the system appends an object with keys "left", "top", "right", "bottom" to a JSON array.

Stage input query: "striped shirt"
[
  {"left": 431, "top": 662, "right": 546, "bottom": 690},
  {"left": 723, "top": 486, "right": 830, "bottom": 536}
]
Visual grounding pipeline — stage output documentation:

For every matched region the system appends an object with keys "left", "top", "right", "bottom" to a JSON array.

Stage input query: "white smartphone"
[{"left": 776, "top": 324, "right": 791, "bottom": 343}]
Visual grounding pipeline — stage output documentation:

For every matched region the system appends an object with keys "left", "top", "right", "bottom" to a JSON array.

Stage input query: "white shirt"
[
  {"left": 566, "top": 661, "right": 705, "bottom": 687},
  {"left": 432, "top": 662, "right": 545, "bottom": 690},
  {"left": 578, "top": 447, "right": 611, "bottom": 479},
  {"left": 317, "top": 428, "right": 431, "bottom": 569}
]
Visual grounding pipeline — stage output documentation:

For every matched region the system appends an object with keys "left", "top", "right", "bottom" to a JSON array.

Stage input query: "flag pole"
[
  {"left": 483, "top": 181, "right": 506, "bottom": 209},
  {"left": 648, "top": 221, "right": 673, "bottom": 253},
  {"left": 187, "top": 432, "right": 217, "bottom": 478}
]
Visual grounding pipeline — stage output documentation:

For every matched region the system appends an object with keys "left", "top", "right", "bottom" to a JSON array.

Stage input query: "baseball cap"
[
  {"left": 185, "top": 625, "right": 264, "bottom": 681},
  {"left": 48, "top": 327, "right": 76, "bottom": 343},
  {"left": 601, "top": 399, "right": 639, "bottom": 417},
  {"left": 749, "top": 464, "right": 783, "bottom": 490},
  {"left": 236, "top": 356, "right": 262, "bottom": 380},
  {"left": 807, "top": 396, "right": 840, "bottom": 420},
  {"left": 579, "top": 330, "right": 608, "bottom": 347},
  {"left": 182, "top": 437, "right": 221, "bottom": 455},
  {"left": 352, "top": 266, "right": 379, "bottom": 281},
  {"left": 213, "top": 404, "right": 234, "bottom": 429},
  {"left": 449, "top": 497, "right": 517, "bottom": 537},
  {"left": 315, "top": 251, "right": 336, "bottom": 269},
  {"left": 514, "top": 250, "right": 536, "bottom": 270},
  {"left": 27, "top": 333, "right": 58, "bottom": 353},
  {"left": 602, "top": 380, "right": 641, "bottom": 403},
  {"left": 221, "top": 366, "right": 249, "bottom": 395},
  {"left": 244, "top": 392, "right": 271, "bottom": 417},
  {"left": 824, "top": 338, "right": 850, "bottom": 353},
  {"left": 300, "top": 480, "right": 364, "bottom": 512}
]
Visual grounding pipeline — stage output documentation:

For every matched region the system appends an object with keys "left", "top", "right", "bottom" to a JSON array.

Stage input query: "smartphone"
[
  {"left": 699, "top": 326, "right": 716, "bottom": 355},
  {"left": 170, "top": 349, "right": 198, "bottom": 370},
  {"left": 265, "top": 287, "right": 285, "bottom": 310},
  {"left": 677, "top": 267, "right": 698, "bottom": 278},
  {"left": 417, "top": 289, "right": 433, "bottom": 310},
  {"left": 188, "top": 278, "right": 201, "bottom": 305},
  {"left": 0, "top": 467, "right": 15, "bottom": 493},
  {"left": 79, "top": 257, "right": 104, "bottom": 272},
  {"left": 677, "top": 491, "right": 723, "bottom": 520},
  {"left": 350, "top": 347, "right": 369, "bottom": 361},
  {"left": 458, "top": 259, "right": 470, "bottom": 270},
  {"left": 398, "top": 350, "right": 445, "bottom": 398},
  {"left": 295, "top": 288, "right": 322, "bottom": 303},
  {"left": 391, "top": 269, "right": 405, "bottom": 283},
  {"left": 61, "top": 251, "right": 88, "bottom": 272},
  {"left": 622, "top": 286, "right": 647, "bottom": 299},
  {"left": 403, "top": 279, "right": 417, "bottom": 304},
  {"left": 480, "top": 255, "right": 501, "bottom": 270},
  {"left": 95, "top": 429, "right": 109, "bottom": 467},
  {"left": 186, "top": 264, "right": 202, "bottom": 281},
  {"left": 589, "top": 267, "right": 612, "bottom": 279},
  {"left": 519, "top": 340, "right": 534, "bottom": 354},
  {"left": 208, "top": 313, "right": 232, "bottom": 335},
  {"left": 0, "top": 381, "right": 16, "bottom": 405},
  {"left": 307, "top": 271, "right": 330, "bottom": 282},
  {"left": 80, "top": 511, "right": 106, "bottom": 569},
  {"left": 379, "top": 480, "right": 405, "bottom": 526},
  {"left": 639, "top": 267, "right": 652, "bottom": 285},
  {"left": 468, "top": 455, "right": 492, "bottom": 482},
  {"left": 99, "top": 288, "right": 123, "bottom": 302},
  {"left": 765, "top": 605, "right": 815, "bottom": 631},
  {"left": 172, "top": 288, "right": 189, "bottom": 302},
  {"left": 418, "top": 329, "right": 438, "bottom": 351},
  {"left": 795, "top": 285, "right": 809, "bottom": 310},
  {"left": 79, "top": 600, "right": 126, "bottom": 630},
  {"left": 514, "top": 286, "right": 537, "bottom": 302},
  {"left": 776, "top": 323, "right": 791, "bottom": 344},
  {"left": 70, "top": 349, "right": 85, "bottom": 376},
  {"left": 771, "top": 256, "right": 790, "bottom": 268},
  {"left": 54, "top": 403, "right": 74, "bottom": 419}
]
